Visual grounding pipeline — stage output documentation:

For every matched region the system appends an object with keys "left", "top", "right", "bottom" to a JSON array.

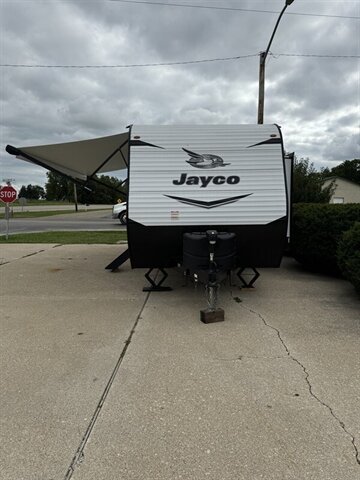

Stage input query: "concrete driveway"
[{"left": 0, "top": 244, "right": 359, "bottom": 480}]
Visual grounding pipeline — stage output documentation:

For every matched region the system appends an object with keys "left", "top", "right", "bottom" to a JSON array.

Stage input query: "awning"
[{"left": 6, "top": 131, "right": 130, "bottom": 182}]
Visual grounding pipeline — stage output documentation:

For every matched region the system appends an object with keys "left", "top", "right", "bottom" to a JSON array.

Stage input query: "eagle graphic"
[{"left": 182, "top": 148, "right": 230, "bottom": 169}]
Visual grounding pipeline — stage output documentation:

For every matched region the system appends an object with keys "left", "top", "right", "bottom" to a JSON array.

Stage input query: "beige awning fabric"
[{"left": 10, "top": 132, "right": 129, "bottom": 181}]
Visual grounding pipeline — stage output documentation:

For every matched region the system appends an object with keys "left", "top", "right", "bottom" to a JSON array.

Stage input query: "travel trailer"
[{"left": 6, "top": 124, "right": 292, "bottom": 321}]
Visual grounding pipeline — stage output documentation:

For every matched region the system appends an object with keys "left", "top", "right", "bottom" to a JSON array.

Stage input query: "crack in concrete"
[
  {"left": 239, "top": 301, "right": 360, "bottom": 467},
  {"left": 63, "top": 291, "right": 151, "bottom": 479},
  {"left": 216, "top": 355, "right": 286, "bottom": 361}
]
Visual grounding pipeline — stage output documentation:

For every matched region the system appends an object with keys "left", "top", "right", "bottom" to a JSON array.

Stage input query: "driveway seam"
[
  {"left": 0, "top": 248, "right": 48, "bottom": 265},
  {"left": 0, "top": 244, "right": 63, "bottom": 265},
  {"left": 64, "top": 291, "right": 151, "bottom": 479}
]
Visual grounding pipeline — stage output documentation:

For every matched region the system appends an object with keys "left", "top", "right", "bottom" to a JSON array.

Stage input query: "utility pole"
[
  {"left": 257, "top": 0, "right": 295, "bottom": 124},
  {"left": 73, "top": 182, "right": 78, "bottom": 212},
  {"left": 257, "top": 51, "right": 266, "bottom": 125}
]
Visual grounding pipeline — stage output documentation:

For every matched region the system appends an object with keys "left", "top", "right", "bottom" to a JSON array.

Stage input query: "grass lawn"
[{"left": 0, "top": 231, "right": 127, "bottom": 244}]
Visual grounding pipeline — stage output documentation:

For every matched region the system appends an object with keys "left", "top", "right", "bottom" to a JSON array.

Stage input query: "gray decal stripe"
[
  {"left": 247, "top": 138, "right": 281, "bottom": 148},
  {"left": 165, "top": 194, "right": 252, "bottom": 209}
]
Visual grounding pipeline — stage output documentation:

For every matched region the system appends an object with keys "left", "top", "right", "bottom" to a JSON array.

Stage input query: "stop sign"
[{"left": 0, "top": 185, "right": 18, "bottom": 203}]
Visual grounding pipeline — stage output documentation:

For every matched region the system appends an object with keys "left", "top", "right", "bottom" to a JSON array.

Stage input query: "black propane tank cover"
[{"left": 183, "top": 231, "right": 237, "bottom": 273}]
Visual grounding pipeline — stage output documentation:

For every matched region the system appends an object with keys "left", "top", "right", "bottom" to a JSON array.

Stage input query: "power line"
[
  {"left": 108, "top": 0, "right": 360, "bottom": 20},
  {"left": 0, "top": 54, "right": 258, "bottom": 68},
  {"left": 274, "top": 53, "right": 360, "bottom": 59},
  {"left": 1, "top": 53, "right": 359, "bottom": 69}
]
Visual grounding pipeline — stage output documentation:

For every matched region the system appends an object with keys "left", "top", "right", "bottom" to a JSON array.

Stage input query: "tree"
[
  {"left": 45, "top": 172, "right": 73, "bottom": 201},
  {"left": 18, "top": 184, "right": 45, "bottom": 200},
  {"left": 45, "top": 171, "right": 126, "bottom": 203},
  {"left": 330, "top": 159, "right": 360, "bottom": 185},
  {"left": 292, "top": 157, "right": 333, "bottom": 203},
  {"left": 75, "top": 175, "right": 126, "bottom": 204},
  {"left": 18, "top": 186, "right": 27, "bottom": 198}
]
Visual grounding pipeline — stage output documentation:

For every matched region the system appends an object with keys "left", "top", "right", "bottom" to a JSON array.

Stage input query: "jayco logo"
[
  {"left": 172, "top": 148, "right": 240, "bottom": 187},
  {"left": 183, "top": 148, "right": 230, "bottom": 169}
]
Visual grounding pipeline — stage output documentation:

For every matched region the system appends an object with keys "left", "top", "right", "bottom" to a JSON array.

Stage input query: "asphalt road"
[
  {"left": 9, "top": 203, "right": 113, "bottom": 212},
  {"left": 0, "top": 208, "right": 126, "bottom": 235}
]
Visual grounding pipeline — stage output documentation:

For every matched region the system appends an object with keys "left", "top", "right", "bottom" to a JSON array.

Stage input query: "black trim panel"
[
  {"left": 247, "top": 138, "right": 282, "bottom": 148},
  {"left": 127, "top": 217, "right": 288, "bottom": 269},
  {"left": 130, "top": 140, "right": 164, "bottom": 149}
]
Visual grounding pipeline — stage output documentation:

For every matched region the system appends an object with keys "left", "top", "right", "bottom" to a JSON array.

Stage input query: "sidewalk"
[{"left": 0, "top": 244, "right": 359, "bottom": 480}]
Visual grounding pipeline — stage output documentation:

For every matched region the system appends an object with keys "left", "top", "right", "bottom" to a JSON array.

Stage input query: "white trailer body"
[
  {"left": 129, "top": 124, "right": 286, "bottom": 225},
  {"left": 127, "top": 124, "right": 288, "bottom": 269},
  {"left": 6, "top": 124, "right": 290, "bottom": 271}
]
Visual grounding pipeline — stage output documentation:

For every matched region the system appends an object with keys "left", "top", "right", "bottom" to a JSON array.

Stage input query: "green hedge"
[
  {"left": 291, "top": 203, "right": 360, "bottom": 274},
  {"left": 337, "top": 222, "right": 360, "bottom": 294}
]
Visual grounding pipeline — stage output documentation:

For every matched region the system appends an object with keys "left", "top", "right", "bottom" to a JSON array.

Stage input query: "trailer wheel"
[{"left": 119, "top": 211, "right": 127, "bottom": 225}]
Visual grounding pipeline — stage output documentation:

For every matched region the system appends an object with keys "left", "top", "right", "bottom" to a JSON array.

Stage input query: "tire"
[{"left": 119, "top": 211, "right": 127, "bottom": 225}]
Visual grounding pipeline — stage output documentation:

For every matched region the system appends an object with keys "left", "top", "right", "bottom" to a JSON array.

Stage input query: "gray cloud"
[{"left": 1, "top": 0, "right": 359, "bottom": 187}]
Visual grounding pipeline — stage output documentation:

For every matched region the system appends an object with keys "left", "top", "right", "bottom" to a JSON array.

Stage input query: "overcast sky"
[{"left": 0, "top": 0, "right": 359, "bottom": 189}]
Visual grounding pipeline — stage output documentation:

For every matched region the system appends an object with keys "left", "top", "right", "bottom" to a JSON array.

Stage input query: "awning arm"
[
  {"left": 89, "top": 138, "right": 129, "bottom": 178},
  {"left": 90, "top": 176, "right": 127, "bottom": 200}
]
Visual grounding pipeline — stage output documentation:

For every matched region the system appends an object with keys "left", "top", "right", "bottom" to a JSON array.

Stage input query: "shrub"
[
  {"left": 337, "top": 222, "right": 360, "bottom": 294},
  {"left": 291, "top": 203, "right": 360, "bottom": 274}
]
